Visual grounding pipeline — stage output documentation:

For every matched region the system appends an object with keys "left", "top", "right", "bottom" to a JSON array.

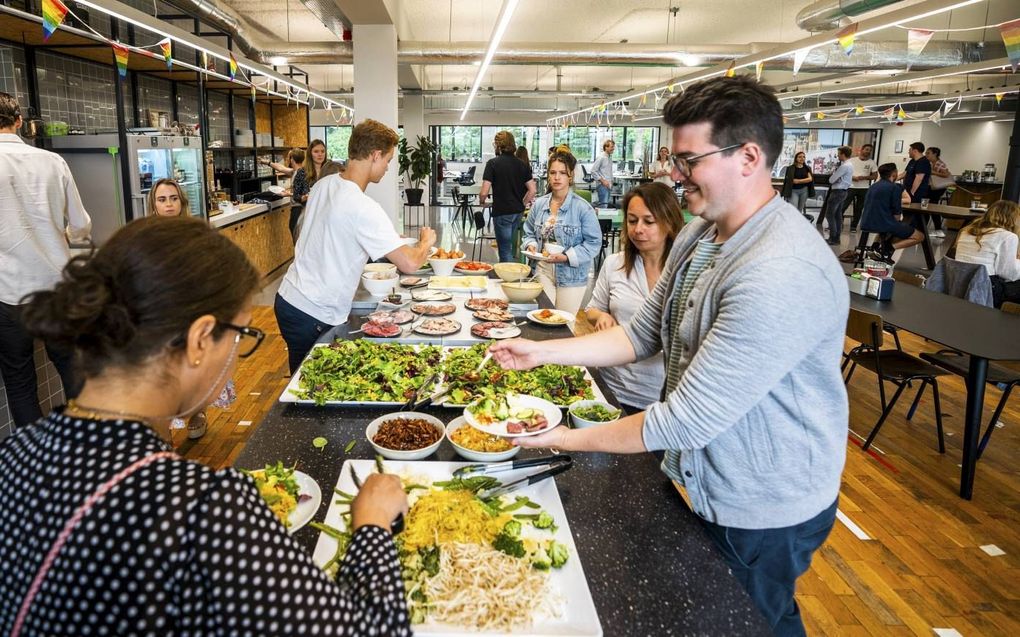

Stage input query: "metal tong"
[
  {"left": 399, "top": 372, "right": 439, "bottom": 410},
  {"left": 455, "top": 455, "right": 574, "bottom": 499},
  {"left": 349, "top": 462, "right": 405, "bottom": 535}
]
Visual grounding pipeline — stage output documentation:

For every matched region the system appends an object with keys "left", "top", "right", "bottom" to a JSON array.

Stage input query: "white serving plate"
[
  {"left": 312, "top": 460, "right": 602, "bottom": 637},
  {"left": 463, "top": 393, "right": 562, "bottom": 438},
  {"left": 526, "top": 309, "right": 574, "bottom": 326},
  {"left": 288, "top": 470, "right": 321, "bottom": 533}
]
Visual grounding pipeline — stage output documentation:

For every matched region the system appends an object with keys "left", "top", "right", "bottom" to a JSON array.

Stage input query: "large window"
[
  {"left": 434, "top": 125, "right": 659, "bottom": 166},
  {"left": 308, "top": 125, "right": 403, "bottom": 162}
]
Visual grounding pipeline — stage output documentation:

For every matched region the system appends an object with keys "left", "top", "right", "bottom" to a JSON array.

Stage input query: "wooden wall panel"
[
  {"left": 218, "top": 206, "right": 294, "bottom": 278},
  {"left": 255, "top": 102, "right": 272, "bottom": 134},
  {"left": 274, "top": 105, "right": 309, "bottom": 149}
]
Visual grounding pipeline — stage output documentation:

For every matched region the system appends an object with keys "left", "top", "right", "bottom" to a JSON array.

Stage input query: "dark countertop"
[
  {"left": 235, "top": 303, "right": 769, "bottom": 635},
  {"left": 953, "top": 180, "right": 1002, "bottom": 187}
]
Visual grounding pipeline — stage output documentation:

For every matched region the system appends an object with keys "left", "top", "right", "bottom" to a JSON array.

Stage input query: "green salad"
[
  {"left": 443, "top": 343, "right": 594, "bottom": 406},
  {"left": 292, "top": 340, "right": 442, "bottom": 405},
  {"left": 572, "top": 403, "right": 621, "bottom": 422}
]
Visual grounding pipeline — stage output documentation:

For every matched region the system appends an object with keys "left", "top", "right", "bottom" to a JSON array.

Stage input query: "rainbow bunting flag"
[
  {"left": 42, "top": 0, "right": 69, "bottom": 41},
  {"left": 836, "top": 23, "right": 858, "bottom": 56},
  {"left": 229, "top": 53, "right": 238, "bottom": 80},
  {"left": 639, "top": 93, "right": 647, "bottom": 107},
  {"left": 158, "top": 38, "right": 172, "bottom": 70},
  {"left": 112, "top": 42, "right": 130, "bottom": 78},
  {"left": 816, "top": 112, "right": 825, "bottom": 120},
  {"left": 897, "top": 107, "right": 907, "bottom": 122},
  {"left": 999, "top": 18, "right": 1020, "bottom": 73},
  {"left": 882, "top": 106, "right": 895, "bottom": 121},
  {"left": 725, "top": 60, "right": 736, "bottom": 78},
  {"left": 995, "top": 93, "right": 1005, "bottom": 105},
  {"left": 855, "top": 105, "right": 865, "bottom": 115},
  {"left": 906, "top": 29, "right": 934, "bottom": 71}
]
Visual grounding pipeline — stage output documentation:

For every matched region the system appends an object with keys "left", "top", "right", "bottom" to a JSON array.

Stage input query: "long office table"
[
  {"left": 848, "top": 283, "right": 1020, "bottom": 499},
  {"left": 901, "top": 203, "right": 982, "bottom": 269}
]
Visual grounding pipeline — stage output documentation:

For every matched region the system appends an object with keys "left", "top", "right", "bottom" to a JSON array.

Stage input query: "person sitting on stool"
[{"left": 858, "top": 163, "right": 923, "bottom": 264}]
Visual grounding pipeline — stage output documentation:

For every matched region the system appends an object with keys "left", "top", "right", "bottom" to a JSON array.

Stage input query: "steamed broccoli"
[
  {"left": 549, "top": 540, "right": 569, "bottom": 568},
  {"left": 492, "top": 520, "right": 526, "bottom": 558},
  {"left": 531, "top": 546, "right": 552, "bottom": 570},
  {"left": 534, "top": 511, "right": 557, "bottom": 531}
]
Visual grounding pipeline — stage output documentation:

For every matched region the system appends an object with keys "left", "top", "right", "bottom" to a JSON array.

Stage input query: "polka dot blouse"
[{"left": 0, "top": 410, "right": 412, "bottom": 635}]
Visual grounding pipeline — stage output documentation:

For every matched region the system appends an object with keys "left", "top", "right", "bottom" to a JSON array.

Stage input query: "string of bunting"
[
  {"left": 792, "top": 91, "right": 1014, "bottom": 127},
  {"left": 550, "top": 15, "right": 1020, "bottom": 126}
]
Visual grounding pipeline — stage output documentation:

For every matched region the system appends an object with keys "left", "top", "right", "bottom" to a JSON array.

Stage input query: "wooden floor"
[{"left": 186, "top": 303, "right": 1020, "bottom": 636}]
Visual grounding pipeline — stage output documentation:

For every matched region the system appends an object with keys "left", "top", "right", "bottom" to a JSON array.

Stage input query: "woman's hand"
[
  {"left": 512, "top": 425, "right": 571, "bottom": 450},
  {"left": 594, "top": 313, "right": 618, "bottom": 331},
  {"left": 548, "top": 253, "right": 569, "bottom": 264},
  {"left": 489, "top": 339, "right": 545, "bottom": 370},
  {"left": 351, "top": 474, "right": 408, "bottom": 533}
]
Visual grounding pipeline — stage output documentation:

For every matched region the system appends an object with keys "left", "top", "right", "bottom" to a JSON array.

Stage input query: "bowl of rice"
[{"left": 445, "top": 416, "right": 520, "bottom": 462}]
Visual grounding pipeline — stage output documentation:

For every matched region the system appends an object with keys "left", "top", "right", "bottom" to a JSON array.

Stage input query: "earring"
[{"left": 193, "top": 359, "right": 201, "bottom": 366}]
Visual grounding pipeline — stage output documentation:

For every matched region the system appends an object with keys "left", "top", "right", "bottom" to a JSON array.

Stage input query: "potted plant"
[{"left": 398, "top": 135, "right": 437, "bottom": 206}]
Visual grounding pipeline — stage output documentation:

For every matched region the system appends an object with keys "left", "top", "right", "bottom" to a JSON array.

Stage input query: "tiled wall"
[
  {"left": 0, "top": 343, "right": 65, "bottom": 442},
  {"left": 0, "top": 44, "right": 31, "bottom": 111},
  {"left": 207, "top": 91, "right": 230, "bottom": 143},
  {"left": 136, "top": 74, "right": 173, "bottom": 126},
  {"left": 36, "top": 51, "right": 119, "bottom": 133}
]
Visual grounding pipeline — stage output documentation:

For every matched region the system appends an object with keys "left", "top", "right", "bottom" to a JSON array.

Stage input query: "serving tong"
[
  {"left": 454, "top": 456, "right": 574, "bottom": 498},
  {"left": 349, "top": 462, "right": 405, "bottom": 534},
  {"left": 400, "top": 372, "right": 439, "bottom": 410}
]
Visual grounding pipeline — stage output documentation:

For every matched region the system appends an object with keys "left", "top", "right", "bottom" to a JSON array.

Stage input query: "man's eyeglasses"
[
  {"left": 218, "top": 322, "right": 265, "bottom": 358},
  {"left": 670, "top": 143, "right": 744, "bottom": 180}
]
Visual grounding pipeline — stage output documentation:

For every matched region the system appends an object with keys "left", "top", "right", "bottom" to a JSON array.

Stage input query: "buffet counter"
[
  {"left": 212, "top": 197, "right": 294, "bottom": 277},
  {"left": 235, "top": 295, "right": 770, "bottom": 635}
]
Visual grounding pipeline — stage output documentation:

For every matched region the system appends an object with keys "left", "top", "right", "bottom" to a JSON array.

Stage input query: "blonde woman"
[
  {"left": 145, "top": 178, "right": 190, "bottom": 217},
  {"left": 955, "top": 200, "right": 1020, "bottom": 307},
  {"left": 652, "top": 146, "right": 674, "bottom": 185}
]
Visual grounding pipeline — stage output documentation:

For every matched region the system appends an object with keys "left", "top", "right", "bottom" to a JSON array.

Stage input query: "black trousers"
[
  {"left": 841, "top": 188, "right": 868, "bottom": 230},
  {"left": 991, "top": 275, "right": 1020, "bottom": 308},
  {"left": 0, "top": 301, "right": 78, "bottom": 427}
]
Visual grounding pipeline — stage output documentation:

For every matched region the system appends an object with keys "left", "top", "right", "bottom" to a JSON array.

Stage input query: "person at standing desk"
[
  {"left": 275, "top": 119, "right": 437, "bottom": 374},
  {"left": 844, "top": 143, "right": 878, "bottom": 233},
  {"left": 0, "top": 91, "right": 90, "bottom": 428},
  {"left": 478, "top": 130, "right": 536, "bottom": 263},
  {"left": 821, "top": 146, "right": 853, "bottom": 245},
  {"left": 780, "top": 151, "right": 814, "bottom": 220},
  {"left": 590, "top": 139, "right": 616, "bottom": 207}
]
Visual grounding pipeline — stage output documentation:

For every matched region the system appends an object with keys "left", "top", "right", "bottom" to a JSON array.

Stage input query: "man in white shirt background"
[
  {"left": 843, "top": 143, "right": 878, "bottom": 233},
  {"left": 274, "top": 119, "right": 436, "bottom": 373},
  {"left": 0, "top": 91, "right": 91, "bottom": 426}
]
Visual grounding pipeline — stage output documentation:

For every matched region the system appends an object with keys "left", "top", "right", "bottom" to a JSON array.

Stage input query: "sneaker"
[
  {"left": 932, "top": 229, "right": 946, "bottom": 238},
  {"left": 827, "top": 237, "right": 841, "bottom": 245}
]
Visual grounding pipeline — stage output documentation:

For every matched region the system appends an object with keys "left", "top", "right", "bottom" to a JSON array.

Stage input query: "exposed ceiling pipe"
[
  {"left": 796, "top": 0, "right": 904, "bottom": 32},
  {"left": 296, "top": 0, "right": 351, "bottom": 40},
  {"left": 165, "top": 0, "right": 260, "bottom": 58},
  {"left": 257, "top": 39, "right": 1003, "bottom": 71}
]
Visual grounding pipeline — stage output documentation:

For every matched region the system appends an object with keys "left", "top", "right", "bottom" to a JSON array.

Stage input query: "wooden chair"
[
  {"left": 919, "top": 302, "right": 1020, "bottom": 459},
  {"left": 845, "top": 308, "right": 949, "bottom": 452}
]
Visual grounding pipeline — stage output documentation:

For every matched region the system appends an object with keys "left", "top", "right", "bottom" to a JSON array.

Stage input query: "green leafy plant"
[{"left": 398, "top": 135, "right": 438, "bottom": 191}]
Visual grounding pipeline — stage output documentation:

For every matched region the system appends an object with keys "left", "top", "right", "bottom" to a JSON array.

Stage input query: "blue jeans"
[
  {"left": 274, "top": 293, "right": 337, "bottom": 374},
  {"left": 595, "top": 183, "right": 610, "bottom": 207},
  {"left": 824, "top": 189, "right": 849, "bottom": 242},
  {"left": 700, "top": 499, "right": 838, "bottom": 637},
  {"left": 492, "top": 213, "right": 522, "bottom": 263}
]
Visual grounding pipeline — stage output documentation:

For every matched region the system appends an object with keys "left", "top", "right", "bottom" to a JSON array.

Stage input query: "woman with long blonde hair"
[{"left": 955, "top": 200, "right": 1020, "bottom": 307}]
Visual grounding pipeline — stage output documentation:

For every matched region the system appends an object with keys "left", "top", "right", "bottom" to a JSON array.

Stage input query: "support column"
[
  {"left": 353, "top": 24, "right": 399, "bottom": 226},
  {"left": 1003, "top": 98, "right": 1020, "bottom": 204},
  {"left": 402, "top": 92, "right": 427, "bottom": 202}
]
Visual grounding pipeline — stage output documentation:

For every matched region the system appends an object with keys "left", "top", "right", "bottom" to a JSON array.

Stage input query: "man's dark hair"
[
  {"left": 861, "top": 143, "right": 874, "bottom": 151},
  {"left": 837, "top": 145, "right": 852, "bottom": 159},
  {"left": 661, "top": 76, "right": 783, "bottom": 167},
  {"left": 927, "top": 146, "right": 941, "bottom": 157},
  {"left": 878, "top": 163, "right": 897, "bottom": 180},
  {"left": 0, "top": 92, "right": 21, "bottom": 129},
  {"left": 909, "top": 141, "right": 925, "bottom": 153}
]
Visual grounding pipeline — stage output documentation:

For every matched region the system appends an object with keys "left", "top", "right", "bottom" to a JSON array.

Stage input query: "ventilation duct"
[
  {"left": 165, "top": 0, "right": 259, "bottom": 58},
  {"left": 796, "top": 0, "right": 903, "bottom": 32},
  {"left": 296, "top": 0, "right": 350, "bottom": 40}
]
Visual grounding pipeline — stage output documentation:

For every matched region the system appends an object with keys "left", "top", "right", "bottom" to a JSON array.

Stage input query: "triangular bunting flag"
[
  {"left": 929, "top": 110, "right": 942, "bottom": 126},
  {"left": 725, "top": 60, "right": 736, "bottom": 78},
  {"left": 882, "top": 106, "right": 895, "bottom": 122},
  {"left": 111, "top": 42, "right": 129, "bottom": 79},
  {"left": 906, "top": 29, "right": 935, "bottom": 71},
  {"left": 816, "top": 112, "right": 826, "bottom": 120},
  {"left": 839, "top": 111, "right": 850, "bottom": 122},
  {"left": 158, "top": 38, "right": 172, "bottom": 71},
  {"left": 897, "top": 107, "right": 907, "bottom": 122},
  {"left": 228, "top": 53, "right": 238, "bottom": 80},
  {"left": 640, "top": 93, "right": 647, "bottom": 107},
  {"left": 944, "top": 98, "right": 957, "bottom": 115},
  {"left": 855, "top": 105, "right": 865, "bottom": 115},
  {"left": 755, "top": 61, "right": 764, "bottom": 82},
  {"left": 667, "top": 83, "right": 676, "bottom": 93},
  {"left": 837, "top": 23, "right": 858, "bottom": 56},
  {"left": 250, "top": 83, "right": 256, "bottom": 104},
  {"left": 998, "top": 18, "right": 1020, "bottom": 73},
  {"left": 995, "top": 92, "right": 1004, "bottom": 105},
  {"left": 804, "top": 112, "right": 811, "bottom": 123},
  {"left": 793, "top": 49, "right": 810, "bottom": 75},
  {"left": 42, "top": 0, "right": 68, "bottom": 41}
]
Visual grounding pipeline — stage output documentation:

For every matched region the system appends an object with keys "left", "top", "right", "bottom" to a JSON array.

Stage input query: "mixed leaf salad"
[
  {"left": 442, "top": 343, "right": 594, "bottom": 406},
  {"left": 242, "top": 461, "right": 307, "bottom": 529}
]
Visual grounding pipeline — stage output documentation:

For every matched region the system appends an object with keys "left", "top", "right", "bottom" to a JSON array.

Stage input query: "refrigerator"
[{"left": 51, "top": 134, "right": 207, "bottom": 246}]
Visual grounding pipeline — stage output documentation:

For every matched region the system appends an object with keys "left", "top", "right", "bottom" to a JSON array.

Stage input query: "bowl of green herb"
[{"left": 568, "top": 400, "right": 621, "bottom": 429}]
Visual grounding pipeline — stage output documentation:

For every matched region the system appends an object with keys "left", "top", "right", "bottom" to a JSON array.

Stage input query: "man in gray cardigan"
[{"left": 492, "top": 76, "right": 849, "bottom": 637}]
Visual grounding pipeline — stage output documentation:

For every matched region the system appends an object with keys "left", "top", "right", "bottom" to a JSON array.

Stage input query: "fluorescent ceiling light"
[
  {"left": 681, "top": 55, "right": 702, "bottom": 67},
  {"left": 461, "top": 0, "right": 520, "bottom": 121},
  {"left": 547, "top": 0, "right": 982, "bottom": 124},
  {"left": 268, "top": 57, "right": 288, "bottom": 66}
]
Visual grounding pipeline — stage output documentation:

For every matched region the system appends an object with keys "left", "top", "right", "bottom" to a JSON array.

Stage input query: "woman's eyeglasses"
[
  {"left": 670, "top": 143, "right": 744, "bottom": 180},
  {"left": 218, "top": 322, "right": 265, "bottom": 358}
]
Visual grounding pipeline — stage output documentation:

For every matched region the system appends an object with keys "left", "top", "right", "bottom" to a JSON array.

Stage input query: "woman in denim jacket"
[{"left": 522, "top": 150, "right": 603, "bottom": 314}]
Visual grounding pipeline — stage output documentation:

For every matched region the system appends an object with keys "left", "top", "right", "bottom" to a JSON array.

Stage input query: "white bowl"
[
  {"left": 364, "top": 263, "right": 398, "bottom": 276},
  {"left": 361, "top": 272, "right": 399, "bottom": 297},
  {"left": 445, "top": 416, "right": 521, "bottom": 462},
  {"left": 568, "top": 400, "right": 622, "bottom": 429},
  {"left": 545, "top": 243, "right": 565, "bottom": 255},
  {"left": 366, "top": 412, "right": 445, "bottom": 460},
  {"left": 428, "top": 257, "right": 462, "bottom": 277}
]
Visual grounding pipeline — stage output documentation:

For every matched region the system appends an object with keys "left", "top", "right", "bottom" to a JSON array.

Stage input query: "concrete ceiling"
[{"left": 216, "top": 0, "right": 1018, "bottom": 111}]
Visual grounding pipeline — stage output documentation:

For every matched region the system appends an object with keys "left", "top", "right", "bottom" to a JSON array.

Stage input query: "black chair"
[
  {"left": 454, "top": 166, "right": 476, "bottom": 186},
  {"left": 594, "top": 219, "right": 613, "bottom": 273},
  {"left": 845, "top": 308, "right": 949, "bottom": 453},
  {"left": 919, "top": 302, "right": 1020, "bottom": 459},
  {"left": 580, "top": 164, "right": 595, "bottom": 190}
]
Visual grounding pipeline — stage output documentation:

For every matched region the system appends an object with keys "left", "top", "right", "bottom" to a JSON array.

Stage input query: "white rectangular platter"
[{"left": 312, "top": 459, "right": 602, "bottom": 637}]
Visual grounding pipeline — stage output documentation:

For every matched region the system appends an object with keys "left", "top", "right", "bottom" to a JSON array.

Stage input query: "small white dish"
[
  {"left": 463, "top": 393, "right": 562, "bottom": 438},
  {"left": 366, "top": 412, "right": 445, "bottom": 460},
  {"left": 526, "top": 308, "right": 574, "bottom": 326},
  {"left": 568, "top": 400, "right": 622, "bottom": 429},
  {"left": 445, "top": 416, "right": 521, "bottom": 462},
  {"left": 288, "top": 470, "right": 322, "bottom": 534}
]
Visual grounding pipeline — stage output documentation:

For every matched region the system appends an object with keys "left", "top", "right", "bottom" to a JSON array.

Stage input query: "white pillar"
[
  {"left": 402, "top": 93, "right": 427, "bottom": 200},
  {"left": 353, "top": 24, "right": 399, "bottom": 227}
]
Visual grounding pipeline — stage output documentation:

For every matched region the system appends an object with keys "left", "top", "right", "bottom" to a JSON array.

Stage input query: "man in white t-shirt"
[
  {"left": 275, "top": 119, "right": 437, "bottom": 373},
  {"left": 843, "top": 143, "right": 878, "bottom": 233}
]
